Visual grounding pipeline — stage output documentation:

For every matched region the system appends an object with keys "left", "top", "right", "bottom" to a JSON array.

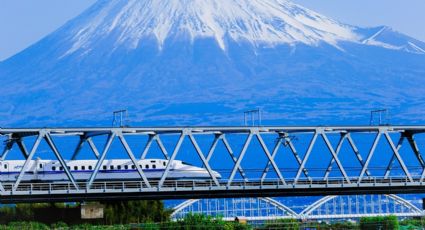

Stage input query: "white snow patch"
[
  {"left": 361, "top": 27, "right": 425, "bottom": 54},
  {"left": 362, "top": 26, "right": 388, "bottom": 44},
  {"left": 62, "top": 0, "right": 360, "bottom": 57},
  {"left": 407, "top": 42, "right": 425, "bottom": 54},
  {"left": 364, "top": 39, "right": 401, "bottom": 51}
]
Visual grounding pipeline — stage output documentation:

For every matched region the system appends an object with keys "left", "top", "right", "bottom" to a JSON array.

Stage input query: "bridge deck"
[
  {"left": 1, "top": 126, "right": 425, "bottom": 202},
  {"left": 1, "top": 177, "right": 424, "bottom": 203}
]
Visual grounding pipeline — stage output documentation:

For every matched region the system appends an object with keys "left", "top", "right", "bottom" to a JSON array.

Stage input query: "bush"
[
  {"left": 51, "top": 221, "right": 69, "bottom": 230},
  {"left": 328, "top": 221, "right": 358, "bottom": 229},
  {"left": 178, "top": 213, "right": 226, "bottom": 229},
  {"left": 7, "top": 221, "right": 50, "bottom": 230},
  {"left": 0, "top": 201, "right": 169, "bottom": 226},
  {"left": 136, "top": 222, "right": 160, "bottom": 230},
  {"left": 360, "top": 215, "right": 399, "bottom": 230},
  {"left": 261, "top": 219, "right": 299, "bottom": 230},
  {"left": 103, "top": 200, "right": 170, "bottom": 224},
  {"left": 224, "top": 222, "right": 251, "bottom": 230},
  {"left": 153, "top": 214, "right": 250, "bottom": 230},
  {"left": 400, "top": 218, "right": 425, "bottom": 227}
]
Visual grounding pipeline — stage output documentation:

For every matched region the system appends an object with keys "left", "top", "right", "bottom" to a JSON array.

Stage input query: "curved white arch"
[
  {"left": 261, "top": 197, "right": 298, "bottom": 217},
  {"left": 386, "top": 194, "right": 422, "bottom": 213},
  {"left": 300, "top": 194, "right": 423, "bottom": 219},
  {"left": 171, "top": 197, "right": 297, "bottom": 220},
  {"left": 299, "top": 195, "right": 337, "bottom": 216},
  {"left": 171, "top": 199, "right": 200, "bottom": 217},
  {"left": 172, "top": 195, "right": 423, "bottom": 221}
]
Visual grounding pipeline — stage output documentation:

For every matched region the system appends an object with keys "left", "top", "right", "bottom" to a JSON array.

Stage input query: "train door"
[
  {"left": 2, "top": 163, "right": 9, "bottom": 180},
  {"left": 35, "top": 162, "right": 44, "bottom": 180}
]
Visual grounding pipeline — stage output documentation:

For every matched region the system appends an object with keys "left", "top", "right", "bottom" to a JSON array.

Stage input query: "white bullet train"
[{"left": 0, "top": 159, "right": 221, "bottom": 182}]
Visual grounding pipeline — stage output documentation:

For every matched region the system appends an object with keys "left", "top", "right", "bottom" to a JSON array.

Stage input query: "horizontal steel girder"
[{"left": 0, "top": 126, "right": 425, "bottom": 203}]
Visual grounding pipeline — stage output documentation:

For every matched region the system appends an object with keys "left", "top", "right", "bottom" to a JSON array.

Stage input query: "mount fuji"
[{"left": 1, "top": 0, "right": 425, "bottom": 127}]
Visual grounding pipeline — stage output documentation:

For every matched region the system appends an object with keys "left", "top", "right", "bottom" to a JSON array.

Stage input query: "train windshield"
[{"left": 182, "top": 161, "right": 193, "bottom": 166}]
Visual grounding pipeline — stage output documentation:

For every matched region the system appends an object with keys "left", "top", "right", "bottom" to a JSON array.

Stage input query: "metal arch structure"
[
  {"left": 172, "top": 195, "right": 424, "bottom": 221},
  {"left": 170, "top": 197, "right": 298, "bottom": 221},
  {"left": 2, "top": 126, "right": 425, "bottom": 202},
  {"left": 299, "top": 194, "right": 423, "bottom": 219}
]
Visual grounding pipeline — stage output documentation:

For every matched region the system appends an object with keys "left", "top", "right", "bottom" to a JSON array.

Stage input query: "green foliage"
[
  {"left": 0, "top": 201, "right": 169, "bottom": 226},
  {"left": 360, "top": 215, "right": 399, "bottom": 230},
  {"left": 261, "top": 218, "right": 300, "bottom": 230},
  {"left": 51, "top": 221, "right": 69, "bottom": 230},
  {"left": 179, "top": 213, "right": 225, "bottom": 229},
  {"left": 7, "top": 221, "right": 50, "bottom": 230},
  {"left": 103, "top": 200, "right": 170, "bottom": 224},
  {"left": 137, "top": 222, "right": 160, "bottom": 230},
  {"left": 225, "top": 222, "right": 251, "bottom": 230},
  {"left": 400, "top": 218, "right": 425, "bottom": 228},
  {"left": 0, "top": 208, "right": 420, "bottom": 230},
  {"left": 137, "top": 213, "right": 250, "bottom": 230},
  {"left": 327, "top": 221, "right": 358, "bottom": 229},
  {"left": 69, "top": 224, "right": 127, "bottom": 230}
]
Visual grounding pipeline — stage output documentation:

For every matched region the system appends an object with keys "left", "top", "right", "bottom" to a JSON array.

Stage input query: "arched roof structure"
[
  {"left": 171, "top": 197, "right": 298, "bottom": 221},
  {"left": 172, "top": 195, "right": 424, "bottom": 221}
]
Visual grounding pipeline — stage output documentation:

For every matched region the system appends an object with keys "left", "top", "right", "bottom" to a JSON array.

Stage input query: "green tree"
[
  {"left": 360, "top": 215, "right": 399, "bottom": 230},
  {"left": 261, "top": 219, "right": 300, "bottom": 230},
  {"left": 102, "top": 200, "right": 170, "bottom": 224}
]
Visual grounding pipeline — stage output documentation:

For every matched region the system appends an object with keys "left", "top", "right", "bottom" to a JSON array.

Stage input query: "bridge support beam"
[
  {"left": 158, "top": 132, "right": 186, "bottom": 188},
  {"left": 87, "top": 133, "right": 115, "bottom": 188},
  {"left": 45, "top": 133, "right": 79, "bottom": 190},
  {"left": 117, "top": 132, "right": 151, "bottom": 188},
  {"left": 140, "top": 134, "right": 170, "bottom": 160},
  {"left": 0, "top": 126, "right": 425, "bottom": 201},
  {"left": 12, "top": 132, "right": 44, "bottom": 192}
]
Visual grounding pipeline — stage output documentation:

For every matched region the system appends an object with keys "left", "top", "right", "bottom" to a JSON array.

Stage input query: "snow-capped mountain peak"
[
  {"left": 1, "top": 0, "right": 425, "bottom": 127},
  {"left": 360, "top": 26, "right": 425, "bottom": 54},
  {"left": 63, "top": 0, "right": 359, "bottom": 56}
]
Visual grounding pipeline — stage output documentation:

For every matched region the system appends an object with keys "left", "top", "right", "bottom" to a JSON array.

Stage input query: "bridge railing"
[
  {"left": 0, "top": 175, "right": 421, "bottom": 196},
  {"left": 1, "top": 126, "right": 425, "bottom": 201}
]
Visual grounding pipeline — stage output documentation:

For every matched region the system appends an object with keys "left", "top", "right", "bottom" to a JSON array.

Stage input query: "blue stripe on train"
[{"left": 0, "top": 169, "right": 172, "bottom": 175}]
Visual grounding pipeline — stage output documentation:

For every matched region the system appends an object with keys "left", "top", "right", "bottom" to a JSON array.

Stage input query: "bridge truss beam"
[
  {"left": 0, "top": 126, "right": 425, "bottom": 202},
  {"left": 171, "top": 194, "right": 423, "bottom": 221}
]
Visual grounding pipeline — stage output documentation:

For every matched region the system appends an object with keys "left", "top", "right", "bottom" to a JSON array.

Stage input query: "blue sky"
[{"left": 0, "top": 0, "right": 424, "bottom": 61}]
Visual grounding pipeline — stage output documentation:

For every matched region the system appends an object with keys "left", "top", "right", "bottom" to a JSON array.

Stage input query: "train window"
[
  {"left": 103, "top": 165, "right": 107, "bottom": 170},
  {"left": 4, "top": 164, "right": 7, "bottom": 169},
  {"left": 82, "top": 166, "right": 86, "bottom": 170},
  {"left": 145, "top": 165, "right": 149, "bottom": 169},
  {"left": 52, "top": 166, "right": 56, "bottom": 171},
  {"left": 132, "top": 165, "right": 135, "bottom": 169},
  {"left": 60, "top": 167, "right": 63, "bottom": 171},
  {"left": 163, "top": 162, "right": 166, "bottom": 166},
  {"left": 39, "top": 164, "right": 43, "bottom": 169},
  {"left": 151, "top": 160, "right": 156, "bottom": 163},
  {"left": 110, "top": 165, "right": 114, "bottom": 170},
  {"left": 117, "top": 165, "right": 121, "bottom": 170},
  {"left": 74, "top": 166, "right": 78, "bottom": 170},
  {"left": 124, "top": 165, "right": 128, "bottom": 170},
  {"left": 67, "top": 166, "right": 71, "bottom": 170},
  {"left": 152, "top": 165, "right": 156, "bottom": 169},
  {"left": 89, "top": 165, "right": 93, "bottom": 170}
]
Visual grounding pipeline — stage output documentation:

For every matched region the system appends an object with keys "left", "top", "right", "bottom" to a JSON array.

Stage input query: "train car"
[{"left": 0, "top": 159, "right": 221, "bottom": 182}]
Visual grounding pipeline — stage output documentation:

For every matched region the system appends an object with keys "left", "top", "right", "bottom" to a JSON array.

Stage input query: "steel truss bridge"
[
  {"left": 171, "top": 195, "right": 424, "bottom": 221},
  {"left": 1, "top": 126, "right": 425, "bottom": 203}
]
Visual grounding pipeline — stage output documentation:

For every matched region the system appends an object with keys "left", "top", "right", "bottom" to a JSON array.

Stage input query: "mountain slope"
[
  {"left": 61, "top": 0, "right": 359, "bottom": 54},
  {"left": 0, "top": 0, "right": 424, "bottom": 126}
]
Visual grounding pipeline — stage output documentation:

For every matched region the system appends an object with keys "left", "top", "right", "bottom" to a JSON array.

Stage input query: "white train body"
[{"left": 0, "top": 159, "right": 221, "bottom": 182}]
